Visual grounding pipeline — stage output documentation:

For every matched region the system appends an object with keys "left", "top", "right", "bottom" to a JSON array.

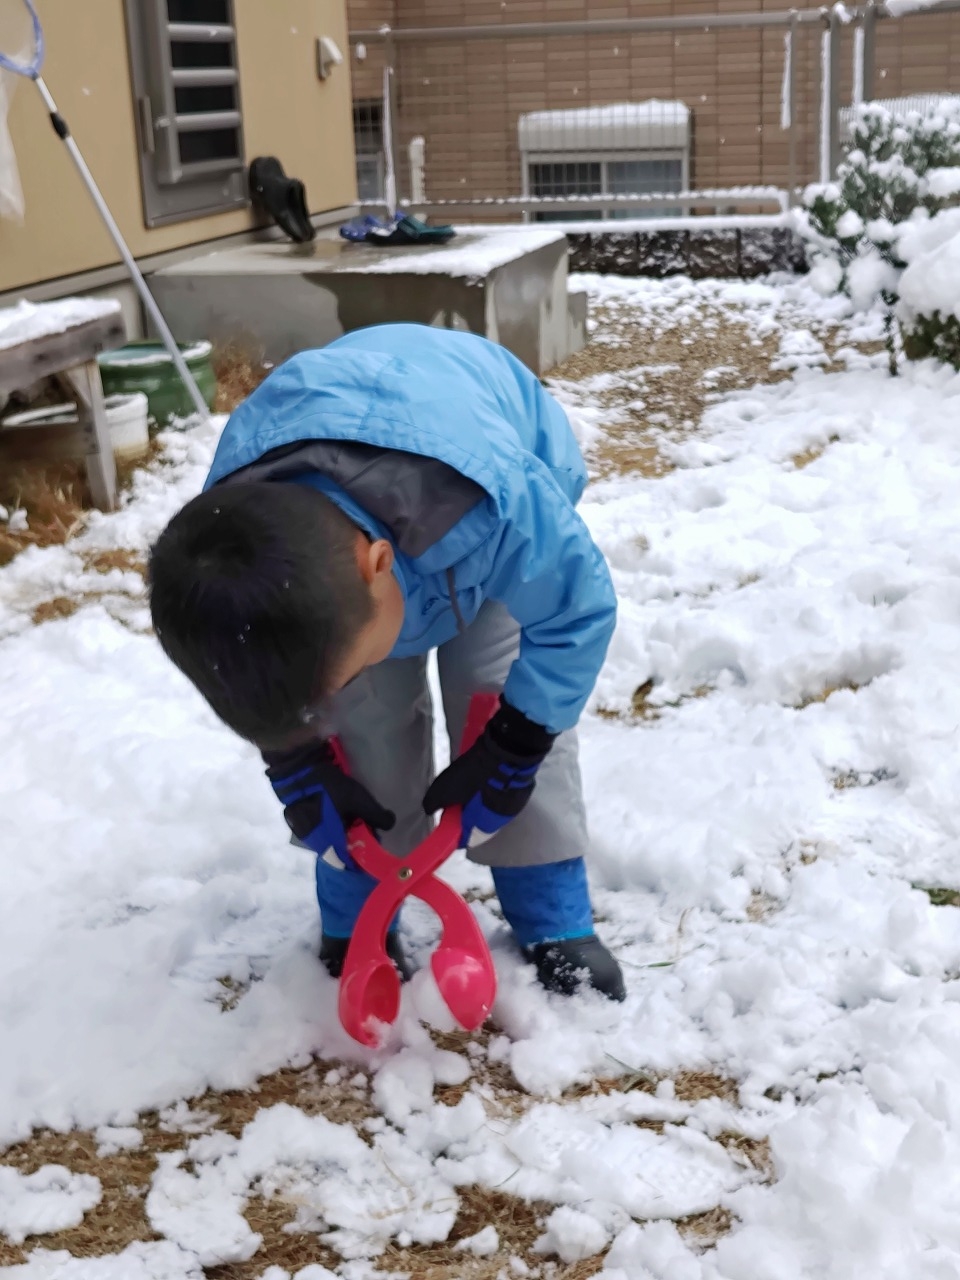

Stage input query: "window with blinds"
[{"left": 124, "top": 0, "right": 248, "bottom": 227}]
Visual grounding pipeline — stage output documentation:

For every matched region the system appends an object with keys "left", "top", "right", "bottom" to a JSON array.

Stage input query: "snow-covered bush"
[
  {"left": 798, "top": 100, "right": 960, "bottom": 367},
  {"left": 897, "top": 206, "right": 960, "bottom": 368}
]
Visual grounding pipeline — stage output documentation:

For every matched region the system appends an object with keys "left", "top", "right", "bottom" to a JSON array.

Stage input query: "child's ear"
[
  {"left": 356, "top": 533, "right": 394, "bottom": 585},
  {"left": 371, "top": 538, "right": 394, "bottom": 579}
]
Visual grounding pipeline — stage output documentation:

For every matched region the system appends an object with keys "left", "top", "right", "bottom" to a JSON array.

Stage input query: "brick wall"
[{"left": 346, "top": 1, "right": 960, "bottom": 213}]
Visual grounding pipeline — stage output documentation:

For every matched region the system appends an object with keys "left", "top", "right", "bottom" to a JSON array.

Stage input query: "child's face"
[
  {"left": 287, "top": 535, "right": 403, "bottom": 744},
  {"left": 328, "top": 533, "right": 404, "bottom": 692}
]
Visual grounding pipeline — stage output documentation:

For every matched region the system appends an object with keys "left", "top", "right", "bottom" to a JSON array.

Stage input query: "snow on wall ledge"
[
  {"left": 351, "top": 226, "right": 567, "bottom": 277},
  {"left": 0, "top": 298, "right": 122, "bottom": 352},
  {"left": 884, "top": 0, "right": 956, "bottom": 14}
]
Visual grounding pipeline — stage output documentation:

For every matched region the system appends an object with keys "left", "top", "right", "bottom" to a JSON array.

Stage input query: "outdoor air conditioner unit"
[{"left": 517, "top": 100, "right": 691, "bottom": 222}]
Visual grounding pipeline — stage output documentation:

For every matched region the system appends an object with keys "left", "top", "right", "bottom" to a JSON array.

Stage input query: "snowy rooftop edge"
[
  {"left": 518, "top": 100, "right": 690, "bottom": 128},
  {"left": 518, "top": 100, "right": 690, "bottom": 151}
]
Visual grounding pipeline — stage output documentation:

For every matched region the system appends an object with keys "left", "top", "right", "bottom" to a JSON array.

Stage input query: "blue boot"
[
  {"left": 491, "top": 858, "right": 625, "bottom": 1002},
  {"left": 314, "top": 856, "right": 413, "bottom": 981}
]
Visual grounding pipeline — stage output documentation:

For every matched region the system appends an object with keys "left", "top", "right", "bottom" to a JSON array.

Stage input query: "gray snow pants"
[{"left": 325, "top": 601, "right": 588, "bottom": 868}]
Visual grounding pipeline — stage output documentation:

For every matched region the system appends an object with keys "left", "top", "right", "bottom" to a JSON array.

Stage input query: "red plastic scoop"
[{"left": 330, "top": 693, "right": 499, "bottom": 1047}]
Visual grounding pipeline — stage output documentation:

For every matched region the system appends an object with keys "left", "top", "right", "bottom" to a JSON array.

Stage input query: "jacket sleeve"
[{"left": 481, "top": 460, "right": 617, "bottom": 734}]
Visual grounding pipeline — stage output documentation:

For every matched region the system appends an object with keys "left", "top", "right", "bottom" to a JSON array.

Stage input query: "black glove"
[
  {"left": 264, "top": 740, "right": 395, "bottom": 865},
  {"left": 423, "top": 698, "right": 556, "bottom": 847}
]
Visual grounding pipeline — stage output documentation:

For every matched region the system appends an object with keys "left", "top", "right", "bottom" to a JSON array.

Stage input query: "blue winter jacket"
[{"left": 204, "top": 324, "right": 616, "bottom": 734}]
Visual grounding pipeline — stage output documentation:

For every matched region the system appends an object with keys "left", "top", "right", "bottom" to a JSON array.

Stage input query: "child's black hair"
[{"left": 148, "top": 481, "right": 373, "bottom": 748}]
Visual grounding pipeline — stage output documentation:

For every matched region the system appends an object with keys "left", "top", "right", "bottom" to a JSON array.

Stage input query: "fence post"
[
  {"left": 382, "top": 31, "right": 401, "bottom": 210},
  {"left": 818, "top": 7, "right": 842, "bottom": 181},
  {"left": 786, "top": 11, "right": 799, "bottom": 205},
  {"left": 861, "top": 0, "right": 877, "bottom": 104},
  {"left": 852, "top": 19, "right": 864, "bottom": 107},
  {"left": 409, "top": 136, "right": 426, "bottom": 210},
  {"left": 828, "top": 7, "right": 842, "bottom": 176}
]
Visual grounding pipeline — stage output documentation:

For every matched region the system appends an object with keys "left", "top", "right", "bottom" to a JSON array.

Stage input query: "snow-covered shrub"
[
  {"left": 798, "top": 100, "right": 960, "bottom": 367},
  {"left": 897, "top": 207, "right": 960, "bottom": 368}
]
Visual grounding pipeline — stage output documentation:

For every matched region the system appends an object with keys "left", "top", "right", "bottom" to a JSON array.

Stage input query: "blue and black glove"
[
  {"left": 423, "top": 697, "right": 556, "bottom": 848},
  {"left": 264, "top": 741, "right": 396, "bottom": 866}
]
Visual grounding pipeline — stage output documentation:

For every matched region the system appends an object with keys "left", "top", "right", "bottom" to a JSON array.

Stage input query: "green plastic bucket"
[{"left": 98, "top": 340, "right": 216, "bottom": 430}]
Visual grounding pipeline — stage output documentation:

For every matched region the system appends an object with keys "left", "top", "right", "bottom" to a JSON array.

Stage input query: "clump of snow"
[
  {"left": 807, "top": 253, "right": 844, "bottom": 296},
  {"left": 898, "top": 207, "right": 960, "bottom": 324},
  {"left": 456, "top": 1224, "right": 499, "bottom": 1256},
  {"left": 146, "top": 1103, "right": 459, "bottom": 1265},
  {"left": 835, "top": 208, "right": 865, "bottom": 239},
  {"left": 0, "top": 298, "right": 121, "bottom": 352},
  {"left": 158, "top": 1102, "right": 217, "bottom": 1136},
  {"left": 94, "top": 1125, "right": 144, "bottom": 1157},
  {"left": 899, "top": 205, "right": 960, "bottom": 264},
  {"left": 772, "top": 328, "right": 828, "bottom": 371},
  {"left": 534, "top": 1205, "right": 610, "bottom": 1263},
  {"left": 4, "top": 1242, "right": 204, "bottom": 1279},
  {"left": 0, "top": 1165, "right": 101, "bottom": 1245},
  {"left": 846, "top": 247, "right": 900, "bottom": 313},
  {"left": 599, "top": 1219, "right": 696, "bottom": 1278},
  {"left": 924, "top": 166, "right": 960, "bottom": 200}
]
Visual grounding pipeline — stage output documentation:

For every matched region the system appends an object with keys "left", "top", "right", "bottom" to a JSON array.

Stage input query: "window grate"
[
  {"left": 353, "top": 100, "right": 385, "bottom": 203},
  {"left": 527, "top": 156, "right": 685, "bottom": 222},
  {"left": 124, "top": 0, "right": 248, "bottom": 227}
]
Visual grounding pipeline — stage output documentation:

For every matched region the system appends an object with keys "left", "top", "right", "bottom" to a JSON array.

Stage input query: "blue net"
[{"left": 0, "top": 0, "right": 43, "bottom": 79}]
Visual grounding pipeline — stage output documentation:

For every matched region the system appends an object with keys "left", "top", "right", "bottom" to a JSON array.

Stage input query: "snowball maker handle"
[{"left": 332, "top": 692, "right": 500, "bottom": 1047}]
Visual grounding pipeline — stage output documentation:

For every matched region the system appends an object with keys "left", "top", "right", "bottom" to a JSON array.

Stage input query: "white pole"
[
  {"left": 408, "top": 136, "right": 425, "bottom": 206},
  {"left": 819, "top": 29, "right": 832, "bottom": 183},
  {"left": 381, "top": 66, "right": 397, "bottom": 212},
  {"left": 852, "top": 25, "right": 865, "bottom": 108},
  {"left": 33, "top": 75, "right": 210, "bottom": 421},
  {"left": 780, "top": 28, "right": 793, "bottom": 130}
]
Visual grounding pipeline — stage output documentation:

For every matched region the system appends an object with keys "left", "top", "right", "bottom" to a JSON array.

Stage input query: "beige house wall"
[{"left": 0, "top": 0, "right": 357, "bottom": 294}]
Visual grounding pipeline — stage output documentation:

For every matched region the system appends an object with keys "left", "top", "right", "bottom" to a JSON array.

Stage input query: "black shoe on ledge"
[
  {"left": 320, "top": 932, "right": 416, "bottom": 983},
  {"left": 524, "top": 934, "right": 626, "bottom": 1002}
]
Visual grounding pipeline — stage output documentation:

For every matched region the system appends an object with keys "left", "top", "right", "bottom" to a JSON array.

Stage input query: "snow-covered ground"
[{"left": 4, "top": 275, "right": 960, "bottom": 1279}]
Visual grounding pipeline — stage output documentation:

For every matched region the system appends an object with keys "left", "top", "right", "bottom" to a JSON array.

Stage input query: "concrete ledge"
[
  {"left": 567, "top": 288, "right": 588, "bottom": 352},
  {"left": 149, "top": 227, "right": 586, "bottom": 373}
]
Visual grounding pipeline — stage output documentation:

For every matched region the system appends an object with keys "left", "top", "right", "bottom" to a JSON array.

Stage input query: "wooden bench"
[{"left": 0, "top": 307, "right": 127, "bottom": 511}]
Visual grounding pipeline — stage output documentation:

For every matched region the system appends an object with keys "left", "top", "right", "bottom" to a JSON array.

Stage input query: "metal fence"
[{"left": 348, "top": 1, "right": 960, "bottom": 223}]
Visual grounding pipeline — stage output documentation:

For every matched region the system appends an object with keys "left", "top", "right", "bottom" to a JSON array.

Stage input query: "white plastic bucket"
[
  {"left": 0, "top": 392, "right": 150, "bottom": 463},
  {"left": 100, "top": 392, "right": 150, "bottom": 460}
]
